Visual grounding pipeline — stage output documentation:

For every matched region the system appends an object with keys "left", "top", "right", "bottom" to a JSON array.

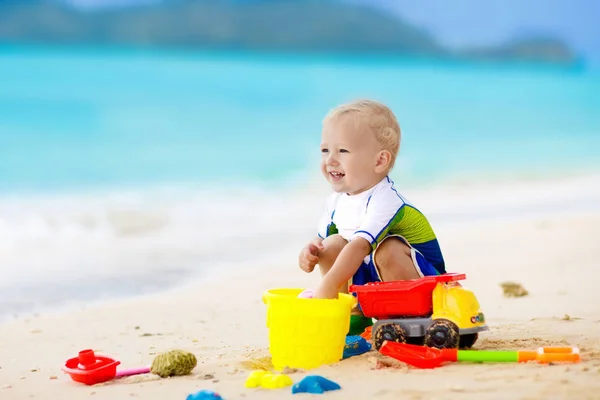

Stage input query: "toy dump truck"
[{"left": 349, "top": 273, "right": 488, "bottom": 350}]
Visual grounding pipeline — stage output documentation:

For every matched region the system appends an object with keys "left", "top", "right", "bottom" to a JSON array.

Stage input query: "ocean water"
[{"left": 1, "top": 45, "right": 599, "bottom": 321}]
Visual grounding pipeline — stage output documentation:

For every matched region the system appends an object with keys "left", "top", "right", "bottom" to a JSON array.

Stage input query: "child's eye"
[
  {"left": 339, "top": 149, "right": 349, "bottom": 153},
  {"left": 321, "top": 148, "right": 329, "bottom": 153}
]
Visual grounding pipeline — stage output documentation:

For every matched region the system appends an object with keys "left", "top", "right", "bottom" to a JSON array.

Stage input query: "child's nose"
[{"left": 326, "top": 154, "right": 339, "bottom": 165}]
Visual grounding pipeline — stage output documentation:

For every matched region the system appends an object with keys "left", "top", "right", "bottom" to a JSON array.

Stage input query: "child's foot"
[{"left": 348, "top": 314, "right": 373, "bottom": 336}]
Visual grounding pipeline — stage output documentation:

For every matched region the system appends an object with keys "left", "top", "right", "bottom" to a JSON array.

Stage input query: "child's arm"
[
  {"left": 313, "top": 184, "right": 407, "bottom": 299},
  {"left": 313, "top": 237, "right": 371, "bottom": 299}
]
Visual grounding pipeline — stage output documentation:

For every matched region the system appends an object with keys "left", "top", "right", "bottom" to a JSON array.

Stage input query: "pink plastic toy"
[{"left": 297, "top": 289, "right": 315, "bottom": 298}]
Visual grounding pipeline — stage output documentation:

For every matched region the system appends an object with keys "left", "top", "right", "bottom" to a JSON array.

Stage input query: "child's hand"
[{"left": 298, "top": 238, "right": 324, "bottom": 273}]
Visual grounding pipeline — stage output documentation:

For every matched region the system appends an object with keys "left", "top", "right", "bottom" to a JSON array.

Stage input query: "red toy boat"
[
  {"left": 63, "top": 349, "right": 150, "bottom": 385},
  {"left": 63, "top": 349, "right": 121, "bottom": 385}
]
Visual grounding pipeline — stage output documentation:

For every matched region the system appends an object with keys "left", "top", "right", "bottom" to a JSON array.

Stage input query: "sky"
[{"left": 351, "top": 0, "right": 599, "bottom": 61}]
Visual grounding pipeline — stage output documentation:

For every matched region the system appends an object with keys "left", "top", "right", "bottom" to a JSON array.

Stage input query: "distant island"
[{"left": 0, "top": 0, "right": 579, "bottom": 65}]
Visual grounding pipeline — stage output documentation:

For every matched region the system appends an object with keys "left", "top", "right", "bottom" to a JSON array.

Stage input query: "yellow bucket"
[{"left": 262, "top": 288, "right": 357, "bottom": 370}]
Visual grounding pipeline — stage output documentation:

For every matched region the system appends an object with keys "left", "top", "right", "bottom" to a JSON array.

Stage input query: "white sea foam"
[{"left": 0, "top": 172, "right": 599, "bottom": 321}]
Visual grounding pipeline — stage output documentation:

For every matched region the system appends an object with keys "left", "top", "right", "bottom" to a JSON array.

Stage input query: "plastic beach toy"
[
  {"left": 186, "top": 389, "right": 224, "bottom": 400},
  {"left": 297, "top": 289, "right": 315, "bottom": 298},
  {"left": 62, "top": 349, "right": 150, "bottom": 385},
  {"left": 245, "top": 370, "right": 293, "bottom": 389},
  {"left": 343, "top": 336, "right": 371, "bottom": 359},
  {"left": 350, "top": 273, "right": 488, "bottom": 351},
  {"left": 262, "top": 288, "right": 357, "bottom": 370},
  {"left": 291, "top": 375, "right": 341, "bottom": 394},
  {"left": 379, "top": 342, "right": 581, "bottom": 369}
]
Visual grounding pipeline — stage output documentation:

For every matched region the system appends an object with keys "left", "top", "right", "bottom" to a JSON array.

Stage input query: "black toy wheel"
[
  {"left": 406, "top": 336, "right": 425, "bottom": 346},
  {"left": 459, "top": 333, "right": 478, "bottom": 349},
  {"left": 424, "top": 319, "right": 460, "bottom": 349},
  {"left": 373, "top": 322, "right": 408, "bottom": 350}
]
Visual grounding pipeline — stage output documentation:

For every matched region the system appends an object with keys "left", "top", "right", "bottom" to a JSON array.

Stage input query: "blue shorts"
[{"left": 351, "top": 235, "right": 439, "bottom": 286}]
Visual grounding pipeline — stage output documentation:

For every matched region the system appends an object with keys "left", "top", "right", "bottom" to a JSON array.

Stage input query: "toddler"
[{"left": 298, "top": 99, "right": 446, "bottom": 335}]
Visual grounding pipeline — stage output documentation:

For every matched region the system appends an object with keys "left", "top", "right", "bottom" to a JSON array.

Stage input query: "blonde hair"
[{"left": 323, "top": 99, "right": 401, "bottom": 170}]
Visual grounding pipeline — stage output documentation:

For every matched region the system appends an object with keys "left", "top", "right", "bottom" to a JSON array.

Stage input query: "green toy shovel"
[{"left": 379, "top": 342, "right": 580, "bottom": 369}]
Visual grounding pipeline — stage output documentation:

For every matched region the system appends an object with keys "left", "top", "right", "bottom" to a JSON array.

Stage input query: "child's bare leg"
[
  {"left": 317, "top": 234, "right": 348, "bottom": 292},
  {"left": 374, "top": 237, "right": 421, "bottom": 281},
  {"left": 317, "top": 234, "right": 368, "bottom": 319}
]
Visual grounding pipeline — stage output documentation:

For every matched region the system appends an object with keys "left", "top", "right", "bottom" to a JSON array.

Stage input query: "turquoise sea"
[{"left": 1, "top": 45, "right": 599, "bottom": 320}]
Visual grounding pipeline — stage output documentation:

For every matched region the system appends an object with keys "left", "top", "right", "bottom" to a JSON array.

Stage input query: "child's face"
[{"left": 320, "top": 116, "right": 388, "bottom": 195}]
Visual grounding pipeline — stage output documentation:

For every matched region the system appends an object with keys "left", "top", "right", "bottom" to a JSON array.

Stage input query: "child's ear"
[{"left": 374, "top": 150, "right": 391, "bottom": 173}]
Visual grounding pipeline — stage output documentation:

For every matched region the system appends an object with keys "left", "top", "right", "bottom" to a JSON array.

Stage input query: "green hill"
[{"left": 0, "top": 0, "right": 578, "bottom": 65}]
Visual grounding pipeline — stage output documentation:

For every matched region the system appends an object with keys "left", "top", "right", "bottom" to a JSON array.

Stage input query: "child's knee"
[
  {"left": 374, "top": 237, "right": 418, "bottom": 278},
  {"left": 319, "top": 234, "right": 347, "bottom": 267},
  {"left": 375, "top": 238, "right": 410, "bottom": 263},
  {"left": 322, "top": 234, "right": 347, "bottom": 249}
]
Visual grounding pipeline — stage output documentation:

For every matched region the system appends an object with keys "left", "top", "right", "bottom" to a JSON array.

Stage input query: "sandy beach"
[
  {"left": 0, "top": 4, "right": 597, "bottom": 398},
  {"left": 1, "top": 200, "right": 600, "bottom": 400}
]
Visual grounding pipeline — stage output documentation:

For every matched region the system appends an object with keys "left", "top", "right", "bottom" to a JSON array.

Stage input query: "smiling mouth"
[{"left": 329, "top": 172, "right": 345, "bottom": 180}]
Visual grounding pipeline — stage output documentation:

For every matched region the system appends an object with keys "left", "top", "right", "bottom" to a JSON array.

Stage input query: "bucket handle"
[
  {"left": 344, "top": 294, "right": 358, "bottom": 309},
  {"left": 262, "top": 291, "right": 270, "bottom": 305}
]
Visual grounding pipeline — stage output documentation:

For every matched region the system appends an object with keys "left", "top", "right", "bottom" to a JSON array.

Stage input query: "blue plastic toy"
[
  {"left": 186, "top": 389, "right": 224, "bottom": 400},
  {"left": 291, "top": 375, "right": 341, "bottom": 394},
  {"left": 343, "top": 335, "right": 372, "bottom": 359}
]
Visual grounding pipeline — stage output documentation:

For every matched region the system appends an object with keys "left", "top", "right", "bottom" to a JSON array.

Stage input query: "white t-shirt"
[{"left": 317, "top": 176, "right": 445, "bottom": 272}]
